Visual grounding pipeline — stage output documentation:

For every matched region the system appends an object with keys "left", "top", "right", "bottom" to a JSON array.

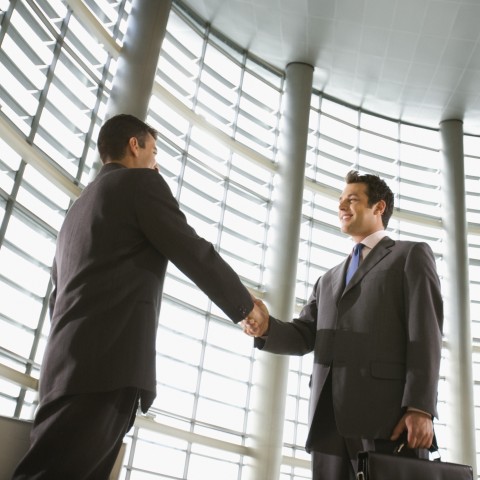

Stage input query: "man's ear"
[
  {"left": 128, "top": 136, "right": 140, "bottom": 156},
  {"left": 374, "top": 199, "right": 386, "bottom": 216}
]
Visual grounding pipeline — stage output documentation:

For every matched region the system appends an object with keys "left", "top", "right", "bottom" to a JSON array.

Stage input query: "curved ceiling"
[{"left": 181, "top": 0, "right": 480, "bottom": 135}]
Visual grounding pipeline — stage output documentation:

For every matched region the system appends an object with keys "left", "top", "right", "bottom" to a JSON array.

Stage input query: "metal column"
[
  {"left": 90, "top": 0, "right": 171, "bottom": 177},
  {"left": 439, "top": 119, "right": 476, "bottom": 475},
  {"left": 246, "top": 62, "right": 313, "bottom": 480}
]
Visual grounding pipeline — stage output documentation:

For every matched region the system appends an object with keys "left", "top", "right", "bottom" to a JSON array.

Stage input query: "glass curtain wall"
[
  {"left": 0, "top": 0, "right": 479, "bottom": 479},
  {"left": 0, "top": 0, "right": 128, "bottom": 418},
  {"left": 123, "top": 4, "right": 281, "bottom": 479},
  {"left": 464, "top": 136, "right": 480, "bottom": 468}
]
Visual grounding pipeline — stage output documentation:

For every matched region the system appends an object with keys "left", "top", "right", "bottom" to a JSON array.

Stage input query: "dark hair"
[
  {"left": 97, "top": 114, "right": 158, "bottom": 163},
  {"left": 345, "top": 170, "right": 394, "bottom": 228}
]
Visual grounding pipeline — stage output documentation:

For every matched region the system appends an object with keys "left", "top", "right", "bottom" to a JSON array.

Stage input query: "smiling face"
[{"left": 338, "top": 182, "right": 386, "bottom": 243}]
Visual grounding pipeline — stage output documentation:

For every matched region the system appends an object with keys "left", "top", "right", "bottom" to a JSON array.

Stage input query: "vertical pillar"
[
  {"left": 90, "top": 0, "right": 172, "bottom": 177},
  {"left": 246, "top": 62, "right": 313, "bottom": 480},
  {"left": 440, "top": 119, "right": 476, "bottom": 475}
]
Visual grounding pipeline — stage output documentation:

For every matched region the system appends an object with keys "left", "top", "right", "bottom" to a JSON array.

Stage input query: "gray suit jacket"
[
  {"left": 41, "top": 163, "right": 253, "bottom": 411},
  {"left": 255, "top": 237, "right": 443, "bottom": 449}
]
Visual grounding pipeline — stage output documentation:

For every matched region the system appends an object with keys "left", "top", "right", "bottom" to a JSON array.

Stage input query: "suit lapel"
[{"left": 331, "top": 260, "right": 349, "bottom": 303}]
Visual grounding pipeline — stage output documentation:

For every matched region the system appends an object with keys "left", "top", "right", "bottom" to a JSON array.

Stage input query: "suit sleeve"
[
  {"left": 402, "top": 242, "right": 443, "bottom": 417},
  {"left": 254, "top": 279, "right": 319, "bottom": 355},
  {"left": 49, "top": 257, "right": 57, "bottom": 319},
  {"left": 134, "top": 171, "right": 253, "bottom": 323}
]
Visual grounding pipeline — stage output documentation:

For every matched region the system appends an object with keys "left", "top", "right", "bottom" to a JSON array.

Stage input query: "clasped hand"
[
  {"left": 390, "top": 410, "right": 434, "bottom": 450},
  {"left": 241, "top": 297, "right": 269, "bottom": 337}
]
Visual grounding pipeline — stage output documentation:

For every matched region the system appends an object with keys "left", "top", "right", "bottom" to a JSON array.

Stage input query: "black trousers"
[{"left": 12, "top": 388, "right": 139, "bottom": 480}]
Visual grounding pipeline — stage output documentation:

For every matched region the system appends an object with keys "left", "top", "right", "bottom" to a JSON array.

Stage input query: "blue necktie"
[{"left": 346, "top": 243, "right": 364, "bottom": 285}]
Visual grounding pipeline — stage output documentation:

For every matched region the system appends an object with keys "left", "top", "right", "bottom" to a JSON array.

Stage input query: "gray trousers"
[{"left": 309, "top": 374, "right": 427, "bottom": 480}]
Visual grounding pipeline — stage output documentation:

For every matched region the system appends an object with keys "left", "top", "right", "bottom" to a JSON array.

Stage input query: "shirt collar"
[{"left": 354, "top": 230, "right": 388, "bottom": 252}]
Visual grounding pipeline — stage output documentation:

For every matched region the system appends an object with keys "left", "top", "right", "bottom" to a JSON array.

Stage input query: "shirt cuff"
[{"left": 407, "top": 407, "right": 432, "bottom": 418}]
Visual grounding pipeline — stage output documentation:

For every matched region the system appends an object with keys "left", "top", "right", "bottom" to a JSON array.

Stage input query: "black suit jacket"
[
  {"left": 40, "top": 163, "right": 253, "bottom": 411},
  {"left": 255, "top": 237, "right": 443, "bottom": 449}
]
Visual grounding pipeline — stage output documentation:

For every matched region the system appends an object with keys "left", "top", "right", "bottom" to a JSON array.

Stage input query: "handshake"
[{"left": 241, "top": 297, "right": 270, "bottom": 337}]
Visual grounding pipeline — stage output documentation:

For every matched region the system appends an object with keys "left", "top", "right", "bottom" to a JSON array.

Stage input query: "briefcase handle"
[
  {"left": 357, "top": 434, "right": 441, "bottom": 480},
  {"left": 394, "top": 431, "right": 440, "bottom": 459}
]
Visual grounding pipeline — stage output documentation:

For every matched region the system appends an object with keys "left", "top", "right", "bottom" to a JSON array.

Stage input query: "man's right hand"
[{"left": 241, "top": 298, "right": 270, "bottom": 337}]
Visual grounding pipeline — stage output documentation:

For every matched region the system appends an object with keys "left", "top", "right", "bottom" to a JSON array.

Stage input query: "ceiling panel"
[{"left": 181, "top": 0, "right": 480, "bottom": 133}]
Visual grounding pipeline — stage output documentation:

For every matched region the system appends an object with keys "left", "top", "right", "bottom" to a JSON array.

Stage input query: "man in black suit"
[
  {"left": 243, "top": 171, "right": 443, "bottom": 479},
  {"left": 13, "top": 114, "right": 261, "bottom": 479}
]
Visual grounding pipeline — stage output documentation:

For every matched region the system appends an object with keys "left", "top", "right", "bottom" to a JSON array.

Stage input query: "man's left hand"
[{"left": 390, "top": 410, "right": 433, "bottom": 449}]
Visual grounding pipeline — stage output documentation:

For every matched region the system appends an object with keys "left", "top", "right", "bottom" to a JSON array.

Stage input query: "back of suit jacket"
[
  {"left": 40, "top": 163, "right": 253, "bottom": 410},
  {"left": 255, "top": 237, "right": 443, "bottom": 448}
]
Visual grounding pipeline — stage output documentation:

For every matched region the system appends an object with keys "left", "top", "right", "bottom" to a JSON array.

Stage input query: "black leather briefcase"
[{"left": 356, "top": 450, "right": 473, "bottom": 480}]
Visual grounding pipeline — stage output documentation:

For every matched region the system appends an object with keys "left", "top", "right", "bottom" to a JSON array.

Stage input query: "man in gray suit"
[
  {"left": 243, "top": 171, "right": 443, "bottom": 479},
  {"left": 13, "top": 114, "right": 262, "bottom": 479}
]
